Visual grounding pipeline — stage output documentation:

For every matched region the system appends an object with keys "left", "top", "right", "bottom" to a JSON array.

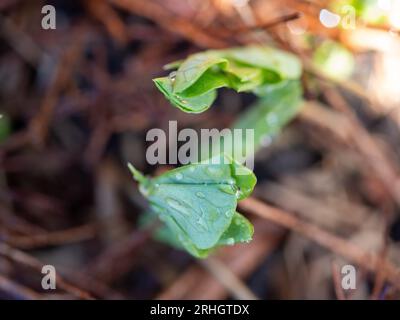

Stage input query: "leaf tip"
[{"left": 127, "top": 162, "right": 146, "bottom": 184}]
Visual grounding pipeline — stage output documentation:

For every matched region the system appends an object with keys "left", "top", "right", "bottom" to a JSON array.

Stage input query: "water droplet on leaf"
[
  {"left": 266, "top": 113, "right": 278, "bottom": 125},
  {"left": 175, "top": 173, "right": 183, "bottom": 180},
  {"left": 206, "top": 165, "right": 224, "bottom": 177},
  {"left": 235, "top": 189, "right": 243, "bottom": 199},
  {"left": 168, "top": 71, "right": 177, "bottom": 81},
  {"left": 218, "top": 184, "right": 236, "bottom": 195},
  {"left": 166, "top": 198, "right": 190, "bottom": 216}
]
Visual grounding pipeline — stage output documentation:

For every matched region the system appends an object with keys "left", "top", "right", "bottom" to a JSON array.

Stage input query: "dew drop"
[
  {"left": 166, "top": 198, "right": 190, "bottom": 216},
  {"left": 266, "top": 113, "right": 278, "bottom": 125},
  {"left": 235, "top": 189, "right": 243, "bottom": 199},
  {"left": 168, "top": 71, "right": 177, "bottom": 81},
  {"left": 218, "top": 184, "right": 235, "bottom": 195},
  {"left": 175, "top": 172, "right": 183, "bottom": 180},
  {"left": 224, "top": 210, "right": 232, "bottom": 218},
  {"left": 206, "top": 165, "right": 224, "bottom": 177},
  {"left": 226, "top": 237, "right": 235, "bottom": 245},
  {"left": 177, "top": 96, "right": 188, "bottom": 103}
]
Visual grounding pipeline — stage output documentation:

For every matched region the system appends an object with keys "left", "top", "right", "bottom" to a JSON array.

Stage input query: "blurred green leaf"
[
  {"left": 332, "top": 0, "right": 388, "bottom": 24},
  {"left": 206, "top": 81, "right": 303, "bottom": 162},
  {"left": 313, "top": 40, "right": 355, "bottom": 81},
  {"left": 0, "top": 114, "right": 11, "bottom": 143},
  {"left": 225, "top": 46, "right": 302, "bottom": 80},
  {"left": 178, "top": 69, "right": 232, "bottom": 98},
  {"left": 233, "top": 80, "right": 303, "bottom": 153}
]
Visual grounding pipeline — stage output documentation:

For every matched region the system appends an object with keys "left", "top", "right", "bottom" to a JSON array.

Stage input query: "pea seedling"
[{"left": 131, "top": 45, "right": 303, "bottom": 258}]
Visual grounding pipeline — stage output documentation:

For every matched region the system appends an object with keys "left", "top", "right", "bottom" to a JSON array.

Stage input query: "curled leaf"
[
  {"left": 153, "top": 77, "right": 216, "bottom": 113},
  {"left": 128, "top": 156, "right": 256, "bottom": 258},
  {"left": 154, "top": 45, "right": 302, "bottom": 113}
]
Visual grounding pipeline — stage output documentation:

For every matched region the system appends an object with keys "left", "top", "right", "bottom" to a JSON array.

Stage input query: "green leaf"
[
  {"left": 153, "top": 77, "right": 217, "bottom": 113},
  {"left": 217, "top": 212, "right": 253, "bottom": 245},
  {"left": 179, "top": 69, "right": 232, "bottom": 98},
  {"left": 127, "top": 163, "right": 147, "bottom": 184},
  {"left": 128, "top": 156, "right": 256, "bottom": 258},
  {"left": 138, "top": 210, "right": 184, "bottom": 249},
  {"left": 206, "top": 81, "right": 303, "bottom": 163},
  {"left": 140, "top": 210, "right": 253, "bottom": 258},
  {"left": 163, "top": 60, "right": 183, "bottom": 70},
  {"left": 312, "top": 40, "right": 354, "bottom": 81},
  {"left": 225, "top": 45, "right": 302, "bottom": 80},
  {"left": 173, "top": 51, "right": 227, "bottom": 93},
  {"left": 154, "top": 45, "right": 302, "bottom": 113},
  {"left": 233, "top": 80, "right": 303, "bottom": 153}
]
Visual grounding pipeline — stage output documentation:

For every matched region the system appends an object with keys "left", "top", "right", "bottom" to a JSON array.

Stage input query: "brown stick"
[
  {"left": 85, "top": 0, "right": 128, "bottom": 45},
  {"left": 0, "top": 275, "right": 42, "bottom": 300},
  {"left": 239, "top": 197, "right": 400, "bottom": 290},
  {"left": 29, "top": 35, "right": 84, "bottom": 147},
  {"left": 199, "top": 257, "right": 259, "bottom": 300},
  {"left": 5, "top": 224, "right": 97, "bottom": 250},
  {"left": 229, "top": 12, "right": 301, "bottom": 33},
  {"left": 300, "top": 101, "right": 400, "bottom": 208},
  {"left": 110, "top": 0, "right": 227, "bottom": 48}
]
